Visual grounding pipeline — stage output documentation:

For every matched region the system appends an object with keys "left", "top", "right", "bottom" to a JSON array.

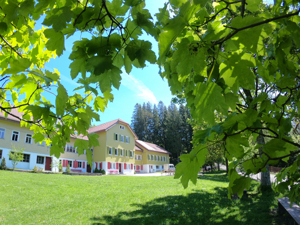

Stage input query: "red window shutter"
[
  {"left": 96, "top": 162, "right": 98, "bottom": 169},
  {"left": 141, "top": 165, "right": 143, "bottom": 170},
  {"left": 137, "top": 165, "right": 139, "bottom": 170},
  {"left": 108, "top": 162, "right": 111, "bottom": 169},
  {"left": 131, "top": 164, "right": 133, "bottom": 170},
  {"left": 74, "top": 161, "right": 77, "bottom": 168},
  {"left": 100, "top": 162, "right": 102, "bottom": 169},
  {"left": 63, "top": 160, "right": 66, "bottom": 167},
  {"left": 83, "top": 162, "right": 85, "bottom": 169},
  {"left": 124, "top": 163, "right": 126, "bottom": 169},
  {"left": 116, "top": 163, "right": 119, "bottom": 170}
]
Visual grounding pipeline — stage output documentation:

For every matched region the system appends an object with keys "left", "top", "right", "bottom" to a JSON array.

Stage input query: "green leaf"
[
  {"left": 70, "top": 58, "right": 86, "bottom": 79},
  {"left": 50, "top": 145, "right": 64, "bottom": 159},
  {"left": 225, "top": 134, "right": 249, "bottom": 160},
  {"left": 32, "top": 133, "right": 45, "bottom": 143},
  {"left": 43, "top": 6, "right": 73, "bottom": 32},
  {"left": 158, "top": 2, "right": 200, "bottom": 63},
  {"left": 172, "top": 38, "right": 206, "bottom": 76},
  {"left": 193, "top": 82, "right": 228, "bottom": 124},
  {"left": 44, "top": 29, "right": 65, "bottom": 56},
  {"left": 0, "top": 22, "right": 8, "bottom": 33},
  {"left": 4, "top": 58, "right": 32, "bottom": 75},
  {"left": 55, "top": 83, "right": 68, "bottom": 117},
  {"left": 88, "top": 133, "right": 100, "bottom": 148},
  {"left": 126, "top": 40, "right": 156, "bottom": 67},
  {"left": 74, "top": 139, "right": 88, "bottom": 155}
]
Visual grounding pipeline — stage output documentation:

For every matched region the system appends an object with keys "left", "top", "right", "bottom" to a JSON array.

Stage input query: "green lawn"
[{"left": 0, "top": 170, "right": 282, "bottom": 224}]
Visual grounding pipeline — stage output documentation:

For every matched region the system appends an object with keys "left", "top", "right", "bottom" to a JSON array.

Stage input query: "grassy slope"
[{"left": 0, "top": 171, "right": 281, "bottom": 225}]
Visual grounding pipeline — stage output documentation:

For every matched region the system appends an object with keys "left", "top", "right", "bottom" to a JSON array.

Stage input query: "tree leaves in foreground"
[
  {"left": 158, "top": 0, "right": 300, "bottom": 203},
  {"left": 0, "top": 0, "right": 156, "bottom": 161},
  {"left": 0, "top": 0, "right": 300, "bottom": 204}
]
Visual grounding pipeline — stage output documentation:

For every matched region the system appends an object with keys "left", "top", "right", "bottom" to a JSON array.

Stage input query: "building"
[{"left": 0, "top": 109, "right": 170, "bottom": 174}]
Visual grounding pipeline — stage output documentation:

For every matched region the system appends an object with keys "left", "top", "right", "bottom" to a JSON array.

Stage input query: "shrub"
[
  {"left": 0, "top": 157, "right": 7, "bottom": 170},
  {"left": 33, "top": 165, "right": 38, "bottom": 173},
  {"left": 38, "top": 167, "right": 43, "bottom": 173},
  {"left": 100, "top": 169, "right": 105, "bottom": 174},
  {"left": 93, "top": 168, "right": 100, "bottom": 173},
  {"left": 9, "top": 145, "right": 24, "bottom": 170},
  {"left": 66, "top": 164, "right": 71, "bottom": 173},
  {"left": 58, "top": 163, "right": 63, "bottom": 172}
]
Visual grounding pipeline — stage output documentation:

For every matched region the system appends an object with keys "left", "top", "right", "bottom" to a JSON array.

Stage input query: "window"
[
  {"left": 115, "top": 148, "right": 118, "bottom": 156},
  {"left": 120, "top": 135, "right": 124, "bottom": 142},
  {"left": 135, "top": 155, "right": 142, "bottom": 160},
  {"left": 0, "top": 149, "right": 2, "bottom": 159},
  {"left": 112, "top": 163, "right": 116, "bottom": 169},
  {"left": 22, "top": 154, "right": 30, "bottom": 163},
  {"left": 120, "top": 149, "right": 123, "bottom": 156},
  {"left": 25, "top": 134, "right": 32, "bottom": 144},
  {"left": 125, "top": 150, "right": 128, "bottom": 157},
  {"left": 155, "top": 156, "right": 158, "bottom": 161},
  {"left": 114, "top": 133, "right": 119, "bottom": 141},
  {"left": 0, "top": 128, "right": 5, "bottom": 139},
  {"left": 130, "top": 150, "right": 133, "bottom": 158},
  {"left": 125, "top": 136, "right": 129, "bottom": 143},
  {"left": 135, "top": 155, "right": 138, "bottom": 160},
  {"left": 156, "top": 165, "right": 159, "bottom": 169},
  {"left": 36, "top": 156, "right": 44, "bottom": 164},
  {"left": 108, "top": 147, "right": 112, "bottom": 155},
  {"left": 11, "top": 131, "right": 19, "bottom": 142},
  {"left": 127, "top": 163, "right": 131, "bottom": 169},
  {"left": 65, "top": 145, "right": 76, "bottom": 153},
  {"left": 68, "top": 161, "right": 72, "bottom": 167},
  {"left": 78, "top": 161, "right": 82, "bottom": 168},
  {"left": 120, "top": 125, "right": 125, "bottom": 130},
  {"left": 151, "top": 155, "right": 154, "bottom": 160},
  {"left": 38, "top": 141, "right": 46, "bottom": 147},
  {"left": 148, "top": 154, "right": 151, "bottom": 160}
]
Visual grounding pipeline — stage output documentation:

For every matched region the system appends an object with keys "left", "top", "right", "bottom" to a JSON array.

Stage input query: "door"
[
  {"left": 87, "top": 164, "right": 91, "bottom": 173},
  {"left": 45, "top": 157, "right": 52, "bottom": 171},
  {"left": 119, "top": 163, "right": 122, "bottom": 173}
]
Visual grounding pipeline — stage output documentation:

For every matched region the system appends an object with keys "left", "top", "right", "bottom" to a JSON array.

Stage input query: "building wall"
[
  {"left": 60, "top": 138, "right": 88, "bottom": 161},
  {"left": 92, "top": 131, "right": 107, "bottom": 162},
  {"left": 0, "top": 119, "right": 50, "bottom": 155},
  {"left": 105, "top": 124, "right": 135, "bottom": 164},
  {"left": 134, "top": 150, "right": 143, "bottom": 165}
]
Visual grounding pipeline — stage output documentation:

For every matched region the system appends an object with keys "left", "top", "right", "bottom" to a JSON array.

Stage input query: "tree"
[
  {"left": 0, "top": 157, "right": 7, "bottom": 170},
  {"left": 9, "top": 146, "right": 25, "bottom": 170},
  {"left": 157, "top": 1, "right": 300, "bottom": 202},
  {"left": 1, "top": 0, "right": 300, "bottom": 203}
]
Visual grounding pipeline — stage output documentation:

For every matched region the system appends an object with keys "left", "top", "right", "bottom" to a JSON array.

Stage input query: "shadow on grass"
[{"left": 90, "top": 185, "right": 280, "bottom": 225}]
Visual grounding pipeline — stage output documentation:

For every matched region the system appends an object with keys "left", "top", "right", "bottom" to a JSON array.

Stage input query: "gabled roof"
[
  {"left": 135, "top": 145, "right": 142, "bottom": 151},
  {"left": 136, "top": 140, "right": 171, "bottom": 155},
  {"left": 88, "top": 119, "right": 138, "bottom": 139}
]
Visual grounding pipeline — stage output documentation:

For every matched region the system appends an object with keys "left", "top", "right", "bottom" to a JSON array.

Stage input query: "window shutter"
[
  {"left": 114, "top": 133, "right": 116, "bottom": 140},
  {"left": 112, "top": 147, "right": 115, "bottom": 155},
  {"left": 116, "top": 163, "right": 119, "bottom": 170},
  {"left": 141, "top": 165, "right": 143, "bottom": 170},
  {"left": 100, "top": 162, "right": 102, "bottom": 169},
  {"left": 107, "top": 147, "right": 110, "bottom": 154},
  {"left": 129, "top": 137, "right": 130, "bottom": 143},
  {"left": 74, "top": 161, "right": 77, "bottom": 168},
  {"left": 131, "top": 164, "right": 133, "bottom": 170},
  {"left": 108, "top": 162, "right": 111, "bottom": 169},
  {"left": 124, "top": 163, "right": 127, "bottom": 169},
  {"left": 63, "top": 160, "right": 66, "bottom": 167},
  {"left": 83, "top": 162, "right": 85, "bottom": 169}
]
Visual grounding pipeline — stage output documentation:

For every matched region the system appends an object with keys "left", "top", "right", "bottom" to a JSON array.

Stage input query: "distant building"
[{"left": 0, "top": 109, "right": 170, "bottom": 174}]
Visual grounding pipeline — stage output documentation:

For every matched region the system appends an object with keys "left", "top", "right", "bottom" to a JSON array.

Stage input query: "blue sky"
[{"left": 44, "top": 0, "right": 173, "bottom": 126}]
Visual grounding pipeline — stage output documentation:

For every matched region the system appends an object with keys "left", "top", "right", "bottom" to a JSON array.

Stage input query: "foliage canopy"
[{"left": 0, "top": 0, "right": 300, "bottom": 203}]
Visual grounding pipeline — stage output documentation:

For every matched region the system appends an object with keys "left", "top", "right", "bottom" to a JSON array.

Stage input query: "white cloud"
[
  {"left": 121, "top": 71, "right": 158, "bottom": 105},
  {"left": 60, "top": 74, "right": 80, "bottom": 87}
]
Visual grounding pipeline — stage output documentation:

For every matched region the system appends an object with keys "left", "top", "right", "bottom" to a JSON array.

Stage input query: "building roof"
[
  {"left": 136, "top": 140, "right": 171, "bottom": 155},
  {"left": 135, "top": 145, "right": 142, "bottom": 151},
  {"left": 88, "top": 118, "right": 138, "bottom": 139}
]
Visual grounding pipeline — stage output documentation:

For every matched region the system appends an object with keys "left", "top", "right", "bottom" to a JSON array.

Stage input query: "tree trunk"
[
  {"left": 225, "top": 159, "right": 229, "bottom": 174},
  {"left": 217, "top": 162, "right": 220, "bottom": 171},
  {"left": 257, "top": 131, "right": 271, "bottom": 188}
]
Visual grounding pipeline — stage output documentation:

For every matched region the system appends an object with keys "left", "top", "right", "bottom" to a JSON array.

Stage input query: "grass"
[{"left": 0, "top": 170, "right": 283, "bottom": 224}]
